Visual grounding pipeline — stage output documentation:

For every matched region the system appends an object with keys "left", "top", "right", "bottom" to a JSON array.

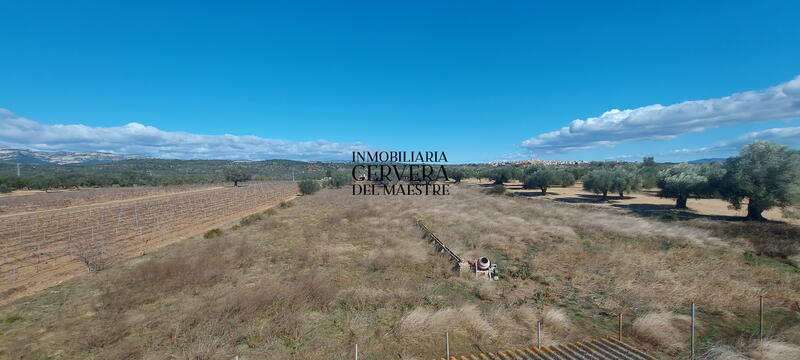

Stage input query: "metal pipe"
[
  {"left": 759, "top": 295, "right": 764, "bottom": 343},
  {"left": 691, "top": 303, "right": 696, "bottom": 360},
  {"left": 618, "top": 311, "right": 623, "bottom": 341},
  {"left": 537, "top": 320, "right": 542, "bottom": 348},
  {"left": 355, "top": 344, "right": 358, "bottom": 360},
  {"left": 446, "top": 332, "right": 450, "bottom": 359}
]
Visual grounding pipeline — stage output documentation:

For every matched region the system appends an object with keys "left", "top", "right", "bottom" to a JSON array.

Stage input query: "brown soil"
[{"left": 464, "top": 179, "right": 799, "bottom": 225}]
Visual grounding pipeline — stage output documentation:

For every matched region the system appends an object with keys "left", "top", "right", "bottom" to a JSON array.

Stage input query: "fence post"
[
  {"left": 691, "top": 303, "right": 696, "bottom": 360},
  {"left": 536, "top": 320, "right": 542, "bottom": 348},
  {"left": 759, "top": 295, "right": 764, "bottom": 343},
  {"left": 445, "top": 332, "right": 450, "bottom": 359}
]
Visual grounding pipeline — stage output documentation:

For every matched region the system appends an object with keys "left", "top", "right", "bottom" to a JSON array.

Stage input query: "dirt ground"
[{"left": 464, "top": 179, "right": 800, "bottom": 225}]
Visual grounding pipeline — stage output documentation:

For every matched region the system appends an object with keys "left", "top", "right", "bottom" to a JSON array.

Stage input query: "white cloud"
[
  {"left": 521, "top": 75, "right": 800, "bottom": 153},
  {"left": 668, "top": 126, "right": 800, "bottom": 156},
  {"left": 0, "top": 109, "right": 370, "bottom": 161}
]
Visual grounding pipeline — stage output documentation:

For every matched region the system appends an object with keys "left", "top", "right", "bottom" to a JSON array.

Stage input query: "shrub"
[
  {"left": 279, "top": 201, "right": 293, "bottom": 208},
  {"left": 3, "top": 315, "right": 21, "bottom": 324},
  {"left": 298, "top": 179, "right": 321, "bottom": 195},
  {"left": 0, "top": 184, "right": 11, "bottom": 193},
  {"left": 239, "top": 213, "right": 263, "bottom": 226},
  {"left": 203, "top": 228, "right": 223, "bottom": 239},
  {"left": 488, "top": 184, "right": 506, "bottom": 195},
  {"left": 507, "top": 263, "right": 533, "bottom": 280}
]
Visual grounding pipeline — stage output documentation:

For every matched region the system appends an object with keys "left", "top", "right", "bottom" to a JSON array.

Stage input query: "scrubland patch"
[{"left": 1, "top": 185, "right": 798, "bottom": 359}]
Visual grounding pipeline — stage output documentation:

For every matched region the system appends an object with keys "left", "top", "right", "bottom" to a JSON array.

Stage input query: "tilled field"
[{"left": 0, "top": 181, "right": 297, "bottom": 303}]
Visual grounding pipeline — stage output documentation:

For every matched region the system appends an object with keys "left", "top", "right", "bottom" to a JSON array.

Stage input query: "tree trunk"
[
  {"left": 676, "top": 196, "right": 688, "bottom": 209},
  {"left": 619, "top": 191, "right": 624, "bottom": 198},
  {"left": 540, "top": 186, "right": 547, "bottom": 195},
  {"left": 601, "top": 190, "right": 608, "bottom": 200},
  {"left": 234, "top": 180, "right": 239, "bottom": 187},
  {"left": 746, "top": 201, "right": 765, "bottom": 221}
]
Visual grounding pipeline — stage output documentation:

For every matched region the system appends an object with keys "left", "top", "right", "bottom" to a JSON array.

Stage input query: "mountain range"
[
  {"left": 0, "top": 147, "right": 729, "bottom": 166},
  {"left": 0, "top": 148, "right": 148, "bottom": 165}
]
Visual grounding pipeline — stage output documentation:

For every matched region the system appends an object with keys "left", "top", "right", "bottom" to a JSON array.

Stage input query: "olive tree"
[
  {"left": 638, "top": 156, "right": 660, "bottom": 189},
  {"left": 582, "top": 169, "right": 617, "bottom": 200},
  {"left": 223, "top": 167, "right": 251, "bottom": 187},
  {"left": 612, "top": 167, "right": 642, "bottom": 198},
  {"left": 488, "top": 167, "right": 513, "bottom": 184},
  {"left": 327, "top": 171, "right": 352, "bottom": 188},
  {"left": 523, "top": 167, "right": 576, "bottom": 194},
  {"left": 657, "top": 163, "right": 724, "bottom": 209},
  {"left": 722, "top": 142, "right": 800, "bottom": 220},
  {"left": 449, "top": 167, "right": 466, "bottom": 183},
  {"left": 523, "top": 168, "right": 558, "bottom": 194},
  {"left": 583, "top": 167, "right": 640, "bottom": 200}
]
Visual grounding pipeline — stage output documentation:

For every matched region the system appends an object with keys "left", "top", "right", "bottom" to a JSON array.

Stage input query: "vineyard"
[
  {"left": 0, "top": 183, "right": 218, "bottom": 215},
  {"left": 0, "top": 181, "right": 297, "bottom": 303}
]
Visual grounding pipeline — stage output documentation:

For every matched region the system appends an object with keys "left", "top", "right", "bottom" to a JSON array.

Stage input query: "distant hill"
[
  {"left": 0, "top": 148, "right": 148, "bottom": 165},
  {"left": 687, "top": 158, "right": 726, "bottom": 164},
  {"left": 0, "top": 157, "right": 353, "bottom": 189}
]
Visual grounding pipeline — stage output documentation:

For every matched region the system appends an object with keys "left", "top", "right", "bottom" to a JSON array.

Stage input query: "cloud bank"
[
  {"left": 669, "top": 126, "right": 800, "bottom": 156},
  {"left": 0, "top": 109, "right": 369, "bottom": 161},
  {"left": 521, "top": 75, "right": 800, "bottom": 153}
]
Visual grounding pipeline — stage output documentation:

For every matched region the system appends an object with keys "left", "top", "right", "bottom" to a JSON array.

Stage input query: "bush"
[
  {"left": 240, "top": 213, "right": 263, "bottom": 226},
  {"left": 298, "top": 179, "right": 321, "bottom": 195},
  {"left": 488, "top": 184, "right": 506, "bottom": 195},
  {"left": 0, "top": 184, "right": 11, "bottom": 193},
  {"left": 3, "top": 315, "right": 21, "bottom": 324},
  {"left": 203, "top": 228, "right": 223, "bottom": 239}
]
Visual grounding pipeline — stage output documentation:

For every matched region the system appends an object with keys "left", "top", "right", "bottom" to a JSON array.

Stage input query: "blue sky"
[{"left": 1, "top": 1, "right": 799, "bottom": 163}]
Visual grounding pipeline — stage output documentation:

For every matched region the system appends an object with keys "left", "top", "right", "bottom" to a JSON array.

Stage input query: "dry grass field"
[{"left": 1, "top": 184, "right": 799, "bottom": 359}]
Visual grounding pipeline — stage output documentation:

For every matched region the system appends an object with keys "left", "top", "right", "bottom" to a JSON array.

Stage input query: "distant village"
[{"left": 488, "top": 159, "right": 591, "bottom": 166}]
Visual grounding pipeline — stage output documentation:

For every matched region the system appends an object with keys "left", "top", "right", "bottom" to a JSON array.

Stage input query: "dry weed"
[
  {"left": 701, "top": 345, "right": 749, "bottom": 360},
  {"left": 749, "top": 340, "right": 800, "bottom": 359},
  {"left": 632, "top": 312, "right": 692, "bottom": 354}
]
